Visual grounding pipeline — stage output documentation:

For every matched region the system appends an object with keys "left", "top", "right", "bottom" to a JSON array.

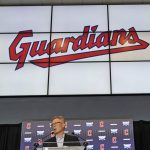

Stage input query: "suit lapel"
[
  {"left": 63, "top": 134, "right": 67, "bottom": 146},
  {"left": 52, "top": 136, "right": 57, "bottom": 147}
]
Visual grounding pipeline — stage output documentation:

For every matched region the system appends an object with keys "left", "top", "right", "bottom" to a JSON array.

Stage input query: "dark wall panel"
[{"left": 0, "top": 95, "right": 149, "bottom": 124}]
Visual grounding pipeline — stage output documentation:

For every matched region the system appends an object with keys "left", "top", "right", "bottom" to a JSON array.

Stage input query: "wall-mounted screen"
[{"left": 0, "top": 5, "right": 150, "bottom": 96}]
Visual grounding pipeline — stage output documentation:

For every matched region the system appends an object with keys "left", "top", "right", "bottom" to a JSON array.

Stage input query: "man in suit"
[{"left": 43, "top": 116, "right": 81, "bottom": 147}]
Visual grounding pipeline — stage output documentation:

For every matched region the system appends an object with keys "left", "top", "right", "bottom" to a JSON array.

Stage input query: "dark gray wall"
[
  {"left": 0, "top": 0, "right": 150, "bottom": 125},
  {"left": 0, "top": 0, "right": 150, "bottom": 5},
  {"left": 0, "top": 95, "right": 150, "bottom": 124}
]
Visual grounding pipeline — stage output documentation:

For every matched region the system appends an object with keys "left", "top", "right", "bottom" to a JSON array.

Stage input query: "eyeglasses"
[{"left": 51, "top": 121, "right": 62, "bottom": 126}]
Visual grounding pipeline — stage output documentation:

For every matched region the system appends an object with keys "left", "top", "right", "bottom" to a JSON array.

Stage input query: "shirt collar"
[{"left": 56, "top": 133, "right": 65, "bottom": 139}]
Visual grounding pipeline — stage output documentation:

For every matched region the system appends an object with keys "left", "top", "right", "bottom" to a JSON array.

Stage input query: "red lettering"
[
  {"left": 9, "top": 30, "right": 33, "bottom": 70},
  {"left": 51, "top": 37, "right": 75, "bottom": 54},
  {"left": 9, "top": 26, "right": 149, "bottom": 70},
  {"left": 30, "top": 40, "right": 49, "bottom": 57}
]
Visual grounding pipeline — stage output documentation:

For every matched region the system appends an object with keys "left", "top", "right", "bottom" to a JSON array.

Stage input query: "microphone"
[
  {"left": 72, "top": 132, "right": 88, "bottom": 147},
  {"left": 33, "top": 143, "right": 39, "bottom": 150},
  {"left": 33, "top": 131, "right": 54, "bottom": 150},
  {"left": 42, "top": 131, "right": 54, "bottom": 141}
]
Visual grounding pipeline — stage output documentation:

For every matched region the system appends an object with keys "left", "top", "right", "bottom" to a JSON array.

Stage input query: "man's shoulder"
[
  {"left": 45, "top": 136, "right": 56, "bottom": 142},
  {"left": 43, "top": 136, "right": 57, "bottom": 147},
  {"left": 65, "top": 134, "right": 79, "bottom": 140},
  {"left": 64, "top": 134, "right": 81, "bottom": 146}
]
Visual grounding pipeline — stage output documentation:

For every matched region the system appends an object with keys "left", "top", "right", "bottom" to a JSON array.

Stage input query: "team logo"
[
  {"left": 86, "top": 122, "right": 94, "bottom": 127},
  {"left": 110, "top": 129, "right": 118, "bottom": 134},
  {"left": 100, "top": 144, "right": 104, "bottom": 150},
  {"left": 87, "top": 145, "right": 94, "bottom": 150},
  {"left": 87, "top": 129, "right": 93, "bottom": 137},
  {"left": 74, "top": 130, "right": 81, "bottom": 135},
  {"left": 123, "top": 144, "right": 131, "bottom": 149},
  {"left": 124, "top": 129, "right": 129, "bottom": 136},
  {"left": 98, "top": 136, "right": 106, "bottom": 141},
  {"left": 112, "top": 137, "right": 117, "bottom": 144},
  {"left": 24, "top": 137, "right": 32, "bottom": 143},
  {"left": 99, "top": 121, "right": 105, "bottom": 128},
  {"left": 26, "top": 122, "right": 31, "bottom": 129},
  {"left": 37, "top": 130, "right": 44, "bottom": 136},
  {"left": 122, "top": 121, "right": 130, "bottom": 126},
  {"left": 9, "top": 25, "right": 149, "bottom": 70},
  {"left": 25, "top": 146, "right": 30, "bottom": 150}
]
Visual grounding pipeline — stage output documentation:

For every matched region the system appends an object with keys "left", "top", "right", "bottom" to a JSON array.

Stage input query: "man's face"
[{"left": 52, "top": 118, "right": 65, "bottom": 135}]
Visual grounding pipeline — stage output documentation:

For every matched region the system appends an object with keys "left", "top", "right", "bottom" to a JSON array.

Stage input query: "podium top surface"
[{"left": 43, "top": 146, "right": 84, "bottom": 150}]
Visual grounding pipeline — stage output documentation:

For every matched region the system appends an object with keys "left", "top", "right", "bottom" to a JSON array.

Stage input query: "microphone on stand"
[
  {"left": 72, "top": 132, "right": 88, "bottom": 150},
  {"left": 34, "top": 131, "right": 54, "bottom": 150},
  {"left": 42, "top": 131, "right": 54, "bottom": 141},
  {"left": 33, "top": 143, "right": 39, "bottom": 150}
]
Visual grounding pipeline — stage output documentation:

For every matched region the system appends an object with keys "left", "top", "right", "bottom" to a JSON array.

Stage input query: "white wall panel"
[
  {"left": 52, "top": 5, "right": 108, "bottom": 32},
  {"left": 109, "top": 5, "right": 150, "bottom": 31},
  {"left": 111, "top": 62, "right": 150, "bottom": 94},
  {"left": 0, "top": 6, "right": 51, "bottom": 32},
  {"left": 0, "top": 64, "right": 48, "bottom": 95},
  {"left": 49, "top": 63, "right": 110, "bottom": 95}
]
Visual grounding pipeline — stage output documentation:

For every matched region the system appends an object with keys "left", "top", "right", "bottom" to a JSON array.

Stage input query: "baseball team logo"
[{"left": 9, "top": 25, "right": 149, "bottom": 70}]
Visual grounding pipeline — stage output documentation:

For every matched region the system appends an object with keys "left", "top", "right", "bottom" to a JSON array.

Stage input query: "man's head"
[{"left": 51, "top": 116, "right": 66, "bottom": 136}]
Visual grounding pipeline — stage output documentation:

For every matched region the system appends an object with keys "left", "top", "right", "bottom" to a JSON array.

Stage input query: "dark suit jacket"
[{"left": 43, "top": 134, "right": 81, "bottom": 147}]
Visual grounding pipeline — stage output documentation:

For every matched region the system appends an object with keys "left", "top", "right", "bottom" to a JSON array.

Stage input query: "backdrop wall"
[{"left": 0, "top": 95, "right": 149, "bottom": 124}]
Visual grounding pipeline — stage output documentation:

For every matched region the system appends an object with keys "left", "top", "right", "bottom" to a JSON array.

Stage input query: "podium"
[
  {"left": 42, "top": 141, "right": 86, "bottom": 150},
  {"left": 43, "top": 146, "right": 84, "bottom": 150}
]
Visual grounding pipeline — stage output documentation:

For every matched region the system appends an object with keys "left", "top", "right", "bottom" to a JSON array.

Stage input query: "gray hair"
[{"left": 51, "top": 116, "right": 65, "bottom": 123}]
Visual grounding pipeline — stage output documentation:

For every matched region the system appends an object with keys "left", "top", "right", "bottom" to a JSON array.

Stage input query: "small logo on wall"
[
  {"left": 87, "top": 145, "right": 94, "bottom": 150},
  {"left": 124, "top": 129, "right": 129, "bottom": 136},
  {"left": 26, "top": 122, "right": 31, "bottom": 129},
  {"left": 37, "top": 131, "right": 44, "bottom": 136},
  {"left": 98, "top": 136, "right": 106, "bottom": 141},
  {"left": 123, "top": 144, "right": 131, "bottom": 149},
  {"left": 111, "top": 129, "right": 118, "bottom": 134},
  {"left": 123, "top": 121, "right": 130, "bottom": 126},
  {"left": 112, "top": 137, "right": 117, "bottom": 144},
  {"left": 24, "top": 138, "right": 32, "bottom": 143},
  {"left": 74, "top": 130, "right": 81, "bottom": 135},
  {"left": 99, "top": 121, "right": 105, "bottom": 128},
  {"left": 100, "top": 144, "right": 105, "bottom": 150},
  {"left": 86, "top": 122, "right": 94, "bottom": 127},
  {"left": 25, "top": 146, "right": 30, "bottom": 150},
  {"left": 87, "top": 129, "right": 93, "bottom": 137}
]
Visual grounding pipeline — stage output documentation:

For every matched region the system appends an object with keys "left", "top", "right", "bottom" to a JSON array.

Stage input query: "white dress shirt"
[{"left": 56, "top": 134, "right": 65, "bottom": 147}]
